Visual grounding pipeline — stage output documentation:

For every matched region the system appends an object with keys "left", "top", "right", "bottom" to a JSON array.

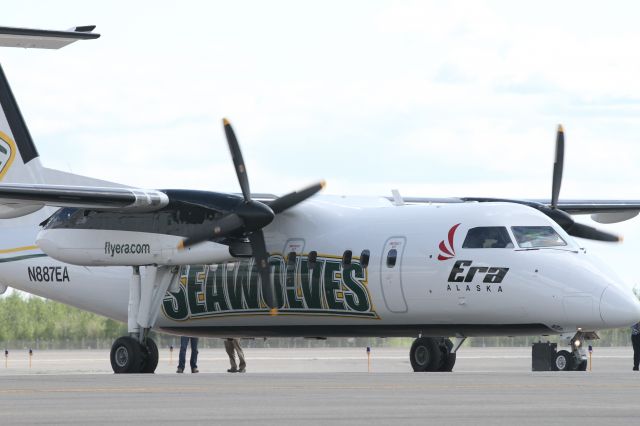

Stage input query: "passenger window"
[
  {"left": 342, "top": 250, "right": 352, "bottom": 266},
  {"left": 386, "top": 249, "right": 398, "bottom": 268},
  {"left": 360, "top": 250, "right": 370, "bottom": 268},
  {"left": 511, "top": 226, "right": 567, "bottom": 248},
  {"left": 462, "top": 227, "right": 514, "bottom": 249}
]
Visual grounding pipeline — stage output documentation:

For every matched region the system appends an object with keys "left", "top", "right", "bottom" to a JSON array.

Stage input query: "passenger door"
[{"left": 380, "top": 236, "right": 408, "bottom": 313}]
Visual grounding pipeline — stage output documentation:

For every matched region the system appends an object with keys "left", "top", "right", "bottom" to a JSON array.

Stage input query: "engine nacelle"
[{"left": 36, "top": 229, "right": 236, "bottom": 266}]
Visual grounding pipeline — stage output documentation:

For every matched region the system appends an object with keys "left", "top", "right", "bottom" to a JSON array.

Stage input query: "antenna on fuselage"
[{"left": 391, "top": 189, "right": 405, "bottom": 206}]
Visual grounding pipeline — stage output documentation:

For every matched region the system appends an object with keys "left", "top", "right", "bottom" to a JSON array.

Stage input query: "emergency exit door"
[{"left": 380, "top": 236, "right": 408, "bottom": 313}]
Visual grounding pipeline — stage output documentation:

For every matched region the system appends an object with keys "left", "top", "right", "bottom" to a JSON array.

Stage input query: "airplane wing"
[
  {"left": 385, "top": 195, "right": 640, "bottom": 214},
  {"left": 0, "top": 183, "right": 169, "bottom": 218},
  {"left": 0, "top": 25, "right": 100, "bottom": 49},
  {"left": 385, "top": 195, "right": 640, "bottom": 229},
  {"left": 460, "top": 197, "right": 640, "bottom": 224},
  {"left": 528, "top": 199, "right": 640, "bottom": 225},
  {"left": 540, "top": 200, "right": 640, "bottom": 215}
]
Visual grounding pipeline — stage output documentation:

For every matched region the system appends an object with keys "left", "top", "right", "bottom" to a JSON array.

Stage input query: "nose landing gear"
[{"left": 534, "top": 330, "right": 593, "bottom": 371}]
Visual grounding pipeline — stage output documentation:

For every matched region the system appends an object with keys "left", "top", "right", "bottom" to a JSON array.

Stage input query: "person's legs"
[
  {"left": 177, "top": 336, "right": 189, "bottom": 372},
  {"left": 225, "top": 339, "right": 238, "bottom": 371},
  {"left": 233, "top": 339, "right": 246, "bottom": 371},
  {"left": 190, "top": 337, "right": 199, "bottom": 371},
  {"left": 632, "top": 334, "right": 640, "bottom": 370}
]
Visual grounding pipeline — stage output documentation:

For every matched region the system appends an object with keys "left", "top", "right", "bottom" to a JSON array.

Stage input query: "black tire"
[
  {"left": 110, "top": 336, "right": 143, "bottom": 374},
  {"left": 410, "top": 337, "right": 442, "bottom": 372},
  {"left": 553, "top": 350, "right": 574, "bottom": 371},
  {"left": 141, "top": 337, "right": 159, "bottom": 374},
  {"left": 438, "top": 339, "right": 456, "bottom": 372},
  {"left": 575, "top": 359, "right": 588, "bottom": 371}
]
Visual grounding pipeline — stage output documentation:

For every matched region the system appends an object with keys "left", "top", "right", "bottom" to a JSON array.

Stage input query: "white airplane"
[{"left": 1, "top": 26, "right": 639, "bottom": 374}]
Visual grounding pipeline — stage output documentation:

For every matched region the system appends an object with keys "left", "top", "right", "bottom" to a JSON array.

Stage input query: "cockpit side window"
[
  {"left": 511, "top": 226, "right": 567, "bottom": 248},
  {"left": 462, "top": 226, "right": 514, "bottom": 249}
]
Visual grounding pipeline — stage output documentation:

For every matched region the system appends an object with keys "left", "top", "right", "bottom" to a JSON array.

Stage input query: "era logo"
[
  {"left": 447, "top": 260, "right": 509, "bottom": 284},
  {"left": 438, "top": 223, "right": 460, "bottom": 261}
]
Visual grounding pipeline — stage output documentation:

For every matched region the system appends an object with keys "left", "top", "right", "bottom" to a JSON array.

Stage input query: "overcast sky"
[{"left": 3, "top": 1, "right": 640, "bottom": 286}]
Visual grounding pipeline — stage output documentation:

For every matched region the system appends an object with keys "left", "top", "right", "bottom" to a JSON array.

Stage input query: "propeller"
[
  {"left": 462, "top": 125, "right": 621, "bottom": 242},
  {"left": 178, "top": 118, "right": 325, "bottom": 309},
  {"left": 541, "top": 125, "right": 620, "bottom": 242},
  {"left": 550, "top": 125, "right": 564, "bottom": 210}
]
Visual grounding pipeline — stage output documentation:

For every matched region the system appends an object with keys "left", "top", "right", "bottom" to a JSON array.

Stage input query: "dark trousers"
[
  {"left": 178, "top": 336, "right": 199, "bottom": 370},
  {"left": 632, "top": 334, "right": 640, "bottom": 369}
]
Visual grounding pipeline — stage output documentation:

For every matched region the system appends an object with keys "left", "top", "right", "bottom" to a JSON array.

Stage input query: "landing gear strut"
[
  {"left": 110, "top": 265, "right": 178, "bottom": 374},
  {"left": 410, "top": 337, "right": 462, "bottom": 372}
]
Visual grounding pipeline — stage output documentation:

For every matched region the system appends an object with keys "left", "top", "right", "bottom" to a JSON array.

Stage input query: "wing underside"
[{"left": 0, "top": 183, "right": 168, "bottom": 218}]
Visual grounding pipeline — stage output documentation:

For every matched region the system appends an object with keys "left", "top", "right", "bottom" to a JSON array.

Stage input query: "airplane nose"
[{"left": 599, "top": 285, "right": 640, "bottom": 327}]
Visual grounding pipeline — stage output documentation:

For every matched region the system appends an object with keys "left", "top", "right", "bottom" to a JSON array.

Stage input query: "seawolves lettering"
[
  {"left": 446, "top": 260, "right": 507, "bottom": 293},
  {"left": 162, "top": 254, "right": 378, "bottom": 320}
]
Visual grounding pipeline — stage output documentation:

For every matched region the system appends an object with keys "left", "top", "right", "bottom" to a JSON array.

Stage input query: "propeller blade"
[
  {"left": 551, "top": 124, "right": 564, "bottom": 209},
  {"left": 223, "top": 118, "right": 251, "bottom": 202},
  {"left": 566, "top": 222, "right": 621, "bottom": 242},
  {"left": 178, "top": 213, "right": 244, "bottom": 249},
  {"left": 269, "top": 181, "right": 326, "bottom": 214},
  {"left": 249, "top": 230, "right": 279, "bottom": 310}
]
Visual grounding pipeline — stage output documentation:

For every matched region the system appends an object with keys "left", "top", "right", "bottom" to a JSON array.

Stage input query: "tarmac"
[{"left": 0, "top": 346, "right": 639, "bottom": 425}]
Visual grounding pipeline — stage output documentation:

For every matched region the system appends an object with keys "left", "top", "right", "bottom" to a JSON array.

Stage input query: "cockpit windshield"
[
  {"left": 462, "top": 226, "right": 514, "bottom": 248},
  {"left": 511, "top": 226, "right": 567, "bottom": 248}
]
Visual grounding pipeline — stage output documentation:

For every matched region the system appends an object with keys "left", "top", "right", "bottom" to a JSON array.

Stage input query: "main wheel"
[
  {"left": 141, "top": 337, "right": 159, "bottom": 374},
  {"left": 110, "top": 336, "right": 143, "bottom": 374},
  {"left": 553, "top": 350, "right": 574, "bottom": 371},
  {"left": 410, "top": 337, "right": 442, "bottom": 372}
]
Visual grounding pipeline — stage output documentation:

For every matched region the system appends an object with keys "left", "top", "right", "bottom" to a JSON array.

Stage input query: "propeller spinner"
[{"left": 178, "top": 119, "right": 325, "bottom": 310}]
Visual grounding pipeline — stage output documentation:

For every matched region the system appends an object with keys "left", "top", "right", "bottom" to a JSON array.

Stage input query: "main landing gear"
[
  {"left": 110, "top": 265, "right": 178, "bottom": 374},
  {"left": 410, "top": 336, "right": 463, "bottom": 372}
]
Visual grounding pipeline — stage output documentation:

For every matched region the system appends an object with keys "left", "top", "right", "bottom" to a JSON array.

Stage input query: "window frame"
[
  {"left": 462, "top": 226, "right": 515, "bottom": 249},
  {"left": 510, "top": 225, "right": 568, "bottom": 249}
]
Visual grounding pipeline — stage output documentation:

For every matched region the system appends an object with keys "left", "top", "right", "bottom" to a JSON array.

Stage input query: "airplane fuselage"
[{"left": 2, "top": 196, "right": 637, "bottom": 339}]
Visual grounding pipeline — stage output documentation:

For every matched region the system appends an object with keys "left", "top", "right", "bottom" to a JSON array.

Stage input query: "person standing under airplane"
[
  {"left": 225, "top": 338, "right": 246, "bottom": 373},
  {"left": 632, "top": 322, "right": 640, "bottom": 371},
  {"left": 177, "top": 336, "right": 199, "bottom": 373}
]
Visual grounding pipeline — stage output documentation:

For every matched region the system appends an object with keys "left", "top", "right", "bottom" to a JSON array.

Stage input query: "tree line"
[{"left": 0, "top": 292, "right": 635, "bottom": 349}]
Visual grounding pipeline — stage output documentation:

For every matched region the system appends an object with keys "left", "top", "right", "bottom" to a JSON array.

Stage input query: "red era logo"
[{"left": 438, "top": 223, "right": 461, "bottom": 261}]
